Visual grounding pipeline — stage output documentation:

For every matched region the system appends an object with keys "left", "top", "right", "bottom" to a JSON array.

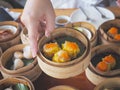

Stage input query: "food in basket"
[
  {"left": 0, "top": 29, "right": 14, "bottom": 41},
  {"left": 43, "top": 42, "right": 61, "bottom": 58},
  {"left": 52, "top": 50, "right": 71, "bottom": 63},
  {"left": 62, "top": 41, "right": 80, "bottom": 58},
  {"left": 96, "top": 54, "right": 116, "bottom": 72},
  {"left": 114, "top": 34, "right": 120, "bottom": 40},
  {"left": 43, "top": 40, "right": 81, "bottom": 63},
  {"left": 4, "top": 83, "right": 29, "bottom": 90},
  {"left": 42, "top": 35, "right": 85, "bottom": 63},
  {"left": 107, "top": 27, "right": 118, "bottom": 37},
  {"left": 96, "top": 61, "right": 111, "bottom": 72},
  {"left": 14, "top": 51, "right": 23, "bottom": 59},
  {"left": 74, "top": 27, "right": 92, "bottom": 40},
  {"left": 13, "top": 58, "right": 24, "bottom": 70},
  {"left": 23, "top": 45, "right": 33, "bottom": 59},
  {"left": 6, "top": 45, "right": 34, "bottom": 70},
  {"left": 107, "top": 27, "right": 120, "bottom": 40},
  {"left": 103, "top": 55, "right": 116, "bottom": 69}
]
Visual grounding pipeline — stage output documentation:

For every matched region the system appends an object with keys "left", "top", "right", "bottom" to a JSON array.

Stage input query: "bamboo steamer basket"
[
  {"left": 0, "top": 21, "right": 22, "bottom": 51},
  {"left": 94, "top": 78, "right": 120, "bottom": 90},
  {"left": 48, "top": 85, "right": 78, "bottom": 90},
  {"left": 20, "top": 27, "right": 45, "bottom": 44},
  {"left": 0, "top": 76, "right": 35, "bottom": 90},
  {"left": 65, "top": 22, "right": 97, "bottom": 47},
  {"left": 85, "top": 45, "right": 120, "bottom": 85},
  {"left": 20, "top": 27, "right": 29, "bottom": 44},
  {"left": 0, "top": 47, "right": 2, "bottom": 57},
  {"left": 98, "top": 19, "right": 120, "bottom": 45},
  {"left": 0, "top": 44, "right": 42, "bottom": 81},
  {"left": 37, "top": 27, "right": 91, "bottom": 79}
]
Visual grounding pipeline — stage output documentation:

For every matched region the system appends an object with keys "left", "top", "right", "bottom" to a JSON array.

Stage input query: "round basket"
[
  {"left": 65, "top": 22, "right": 97, "bottom": 47},
  {"left": 37, "top": 27, "right": 91, "bottom": 79},
  {"left": 48, "top": 85, "right": 78, "bottom": 90},
  {"left": 98, "top": 19, "right": 120, "bottom": 45},
  {"left": 85, "top": 44, "right": 120, "bottom": 85},
  {"left": 20, "top": 27, "right": 29, "bottom": 44},
  {"left": 0, "top": 76, "right": 35, "bottom": 90},
  {"left": 0, "top": 21, "right": 21, "bottom": 51},
  {"left": 94, "top": 78, "right": 120, "bottom": 90},
  {"left": 0, "top": 47, "right": 2, "bottom": 57},
  {"left": 0, "top": 44, "right": 42, "bottom": 81},
  {"left": 20, "top": 27, "right": 45, "bottom": 44}
]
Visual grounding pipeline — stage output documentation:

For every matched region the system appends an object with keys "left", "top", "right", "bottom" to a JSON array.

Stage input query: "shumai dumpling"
[
  {"left": 52, "top": 50, "right": 71, "bottom": 63},
  {"left": 43, "top": 42, "right": 61, "bottom": 58},
  {"left": 102, "top": 55, "right": 116, "bottom": 69},
  {"left": 62, "top": 41, "right": 80, "bottom": 58}
]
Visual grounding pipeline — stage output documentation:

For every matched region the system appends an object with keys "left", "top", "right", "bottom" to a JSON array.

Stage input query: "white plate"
[{"left": 70, "top": 6, "right": 115, "bottom": 29}]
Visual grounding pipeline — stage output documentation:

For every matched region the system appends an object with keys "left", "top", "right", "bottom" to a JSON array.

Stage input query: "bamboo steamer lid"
[
  {"left": 37, "top": 27, "right": 91, "bottom": 79},
  {"left": 0, "top": 76, "right": 35, "bottom": 90},
  {"left": 94, "top": 78, "right": 120, "bottom": 90},
  {"left": 65, "top": 22, "right": 97, "bottom": 47},
  {"left": 98, "top": 19, "right": 120, "bottom": 45},
  {"left": 0, "top": 44, "right": 42, "bottom": 81},
  {"left": 85, "top": 44, "right": 120, "bottom": 85},
  {"left": 0, "top": 21, "right": 21, "bottom": 51}
]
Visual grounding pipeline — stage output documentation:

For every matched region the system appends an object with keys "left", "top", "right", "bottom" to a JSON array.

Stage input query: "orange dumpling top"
[
  {"left": 102, "top": 55, "right": 116, "bottom": 68},
  {"left": 62, "top": 41, "right": 80, "bottom": 58},
  {"left": 108, "top": 27, "right": 118, "bottom": 35},
  {"left": 52, "top": 50, "right": 71, "bottom": 63},
  {"left": 43, "top": 42, "right": 61, "bottom": 58},
  {"left": 114, "top": 34, "right": 120, "bottom": 40},
  {"left": 96, "top": 61, "right": 110, "bottom": 72}
]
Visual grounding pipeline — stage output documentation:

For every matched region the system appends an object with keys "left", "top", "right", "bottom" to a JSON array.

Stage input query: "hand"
[
  {"left": 116, "top": 0, "right": 120, "bottom": 7},
  {"left": 21, "top": 0, "right": 55, "bottom": 57}
]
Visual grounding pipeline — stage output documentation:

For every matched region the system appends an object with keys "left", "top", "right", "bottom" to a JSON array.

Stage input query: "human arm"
[
  {"left": 116, "top": 0, "right": 120, "bottom": 7},
  {"left": 21, "top": 0, "right": 55, "bottom": 57}
]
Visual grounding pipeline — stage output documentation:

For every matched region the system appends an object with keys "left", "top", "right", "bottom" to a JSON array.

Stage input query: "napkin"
[{"left": 5, "top": 8, "right": 21, "bottom": 21}]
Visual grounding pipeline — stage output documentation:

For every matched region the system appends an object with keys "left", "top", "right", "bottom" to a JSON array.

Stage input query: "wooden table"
[{"left": 1, "top": 6, "right": 120, "bottom": 90}]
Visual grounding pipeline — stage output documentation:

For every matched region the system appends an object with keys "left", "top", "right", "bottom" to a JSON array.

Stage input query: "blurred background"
[{"left": 0, "top": 0, "right": 118, "bottom": 9}]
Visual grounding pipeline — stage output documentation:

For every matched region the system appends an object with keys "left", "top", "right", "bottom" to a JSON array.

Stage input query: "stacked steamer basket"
[
  {"left": 0, "top": 44, "right": 42, "bottom": 82},
  {"left": 85, "top": 19, "right": 120, "bottom": 87},
  {"left": 85, "top": 44, "right": 120, "bottom": 85},
  {"left": 98, "top": 19, "right": 120, "bottom": 45},
  {"left": 65, "top": 22, "right": 97, "bottom": 47},
  {"left": 94, "top": 78, "right": 120, "bottom": 90},
  {"left": 0, "top": 21, "right": 21, "bottom": 51},
  {"left": 37, "top": 27, "right": 91, "bottom": 79},
  {"left": 0, "top": 76, "right": 35, "bottom": 90}
]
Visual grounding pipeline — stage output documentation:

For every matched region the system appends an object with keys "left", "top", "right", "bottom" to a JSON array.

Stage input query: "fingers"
[
  {"left": 116, "top": 0, "right": 120, "bottom": 7},
  {"left": 45, "top": 11, "right": 55, "bottom": 37},
  {"left": 27, "top": 21, "right": 40, "bottom": 58}
]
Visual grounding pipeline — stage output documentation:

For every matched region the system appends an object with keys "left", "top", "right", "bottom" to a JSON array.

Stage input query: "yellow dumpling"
[
  {"left": 43, "top": 42, "right": 61, "bottom": 58},
  {"left": 62, "top": 41, "right": 80, "bottom": 58},
  {"left": 52, "top": 50, "right": 71, "bottom": 63}
]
